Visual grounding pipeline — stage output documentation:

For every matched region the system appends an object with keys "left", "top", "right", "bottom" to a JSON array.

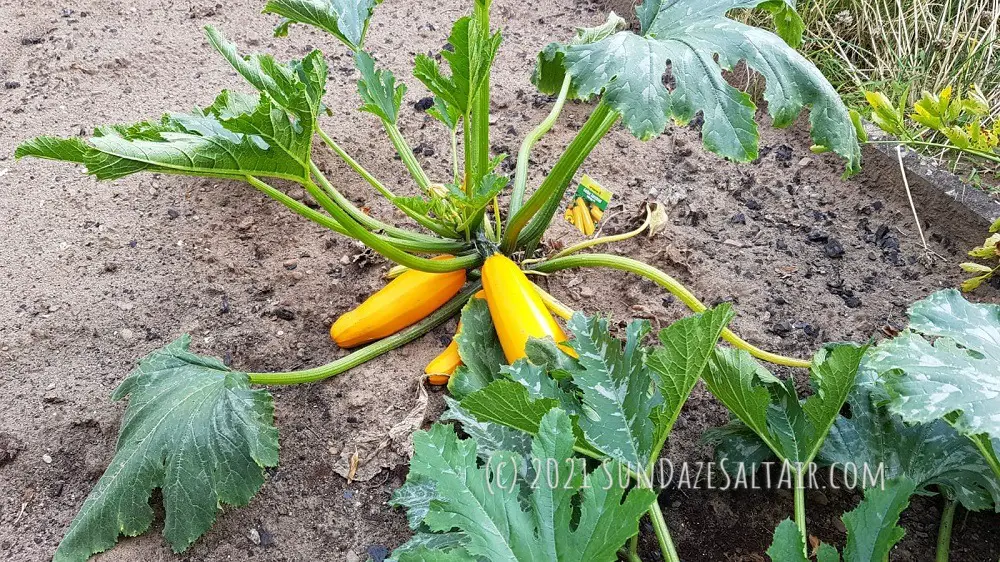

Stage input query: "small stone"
[
  {"left": 42, "top": 454, "right": 52, "bottom": 464},
  {"left": 340, "top": 255, "right": 351, "bottom": 265},
  {"left": 48, "top": 304, "right": 61, "bottom": 313},
  {"left": 797, "top": 157, "right": 812, "bottom": 168},
  {"left": 4, "top": 81, "right": 20, "bottom": 89},
  {"left": 833, "top": 518, "right": 847, "bottom": 534},
  {"left": 290, "top": 271, "right": 304, "bottom": 281},
  {"left": 46, "top": 383, "right": 55, "bottom": 390},
  {"left": 771, "top": 320, "right": 793, "bottom": 336},
  {"left": 413, "top": 97, "right": 434, "bottom": 112},
  {"left": 806, "top": 230, "right": 828, "bottom": 243},
  {"left": 121, "top": 328, "right": 135, "bottom": 341},
  {"left": 367, "top": 545, "right": 389, "bottom": 562},
  {"left": 275, "top": 308, "right": 295, "bottom": 321},
  {"left": 730, "top": 212, "right": 746, "bottom": 225},
  {"left": 824, "top": 239, "right": 845, "bottom": 258},
  {"left": 166, "top": 209, "right": 179, "bottom": 219},
  {"left": 579, "top": 287, "right": 595, "bottom": 298},
  {"left": 237, "top": 217, "right": 255, "bottom": 231},
  {"left": 843, "top": 296, "right": 862, "bottom": 308},
  {"left": 283, "top": 258, "right": 298, "bottom": 270},
  {"left": 744, "top": 198, "right": 762, "bottom": 211},
  {"left": 248, "top": 528, "right": 260, "bottom": 545}
]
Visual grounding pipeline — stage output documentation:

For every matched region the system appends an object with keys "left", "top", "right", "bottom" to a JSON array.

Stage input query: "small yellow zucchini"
[{"left": 331, "top": 255, "right": 466, "bottom": 348}]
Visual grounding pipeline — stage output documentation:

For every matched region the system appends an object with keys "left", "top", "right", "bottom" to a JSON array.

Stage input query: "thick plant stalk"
[
  {"left": 385, "top": 123, "right": 433, "bottom": 192},
  {"left": 531, "top": 254, "right": 812, "bottom": 368},
  {"left": 467, "top": 0, "right": 492, "bottom": 196},
  {"left": 316, "top": 127, "right": 456, "bottom": 238},
  {"left": 507, "top": 102, "right": 621, "bottom": 254},
  {"left": 936, "top": 499, "right": 957, "bottom": 562},
  {"left": 308, "top": 161, "right": 458, "bottom": 247},
  {"left": 245, "top": 176, "right": 466, "bottom": 254},
  {"left": 304, "top": 176, "right": 479, "bottom": 273},
  {"left": 509, "top": 74, "right": 572, "bottom": 218},
  {"left": 249, "top": 284, "right": 481, "bottom": 385},
  {"left": 794, "top": 467, "right": 808, "bottom": 556}
]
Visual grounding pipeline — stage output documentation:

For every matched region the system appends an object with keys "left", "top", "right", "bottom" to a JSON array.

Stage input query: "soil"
[{"left": 1, "top": 0, "right": 998, "bottom": 561}]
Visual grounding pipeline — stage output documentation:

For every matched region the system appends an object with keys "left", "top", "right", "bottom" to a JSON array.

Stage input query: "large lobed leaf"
[
  {"left": 820, "top": 365, "right": 1000, "bottom": 511},
  {"left": 447, "top": 297, "right": 507, "bottom": 399},
  {"left": 393, "top": 409, "right": 655, "bottom": 561},
  {"left": 870, "top": 290, "right": 1000, "bottom": 439},
  {"left": 16, "top": 28, "right": 325, "bottom": 184},
  {"left": 265, "top": 0, "right": 382, "bottom": 51},
  {"left": 533, "top": 1, "right": 862, "bottom": 174},
  {"left": 414, "top": 14, "right": 502, "bottom": 118},
  {"left": 54, "top": 336, "right": 278, "bottom": 561},
  {"left": 704, "top": 343, "right": 866, "bottom": 465}
]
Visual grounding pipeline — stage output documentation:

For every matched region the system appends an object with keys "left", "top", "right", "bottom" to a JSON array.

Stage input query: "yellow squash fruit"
[
  {"left": 481, "top": 254, "right": 570, "bottom": 363},
  {"left": 589, "top": 204, "right": 603, "bottom": 222},
  {"left": 331, "top": 255, "right": 466, "bottom": 348},
  {"left": 424, "top": 290, "right": 485, "bottom": 385}
]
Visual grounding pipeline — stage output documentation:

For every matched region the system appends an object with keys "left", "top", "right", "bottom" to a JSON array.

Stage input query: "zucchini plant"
[{"left": 15, "top": 0, "right": 865, "bottom": 560}]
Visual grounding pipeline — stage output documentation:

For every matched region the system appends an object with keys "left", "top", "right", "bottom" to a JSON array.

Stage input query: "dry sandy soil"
[{"left": 1, "top": 0, "right": 999, "bottom": 561}]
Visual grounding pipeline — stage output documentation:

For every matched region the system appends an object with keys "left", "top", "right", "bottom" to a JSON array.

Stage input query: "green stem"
[
  {"left": 467, "top": 0, "right": 492, "bottom": 195},
  {"left": 936, "top": 498, "right": 957, "bottom": 562},
  {"left": 305, "top": 175, "right": 479, "bottom": 272},
  {"left": 509, "top": 74, "right": 572, "bottom": 218},
  {"left": 530, "top": 254, "right": 812, "bottom": 368},
  {"left": 248, "top": 284, "right": 480, "bottom": 385},
  {"left": 647, "top": 498, "right": 681, "bottom": 562},
  {"left": 244, "top": 176, "right": 465, "bottom": 254},
  {"left": 316, "top": 126, "right": 396, "bottom": 199},
  {"left": 385, "top": 122, "right": 433, "bottom": 191},
  {"left": 450, "top": 128, "right": 460, "bottom": 185},
  {"left": 502, "top": 101, "right": 619, "bottom": 254},
  {"left": 317, "top": 127, "right": 456, "bottom": 237},
  {"left": 626, "top": 536, "right": 640, "bottom": 562},
  {"left": 794, "top": 467, "right": 807, "bottom": 557},
  {"left": 967, "top": 433, "right": 1000, "bottom": 481},
  {"left": 533, "top": 204, "right": 650, "bottom": 262}
]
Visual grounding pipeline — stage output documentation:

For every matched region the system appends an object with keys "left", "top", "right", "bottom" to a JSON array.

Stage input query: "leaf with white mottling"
[
  {"left": 533, "top": 0, "right": 860, "bottom": 174},
  {"left": 265, "top": 0, "right": 381, "bottom": 50},
  {"left": 873, "top": 290, "right": 1000, "bottom": 439},
  {"left": 567, "top": 314, "right": 655, "bottom": 473},
  {"left": 448, "top": 298, "right": 506, "bottom": 399}
]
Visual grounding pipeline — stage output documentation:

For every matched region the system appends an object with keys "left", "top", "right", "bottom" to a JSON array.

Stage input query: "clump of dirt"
[{"left": 1, "top": 0, "right": 996, "bottom": 561}]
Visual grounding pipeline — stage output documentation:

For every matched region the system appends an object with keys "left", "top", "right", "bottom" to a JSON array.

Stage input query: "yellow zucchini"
[
  {"left": 331, "top": 255, "right": 466, "bottom": 348},
  {"left": 589, "top": 204, "right": 603, "bottom": 222},
  {"left": 481, "top": 254, "right": 570, "bottom": 362},
  {"left": 424, "top": 290, "right": 485, "bottom": 385}
]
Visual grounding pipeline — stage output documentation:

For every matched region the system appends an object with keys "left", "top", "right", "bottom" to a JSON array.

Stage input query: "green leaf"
[
  {"left": 816, "top": 543, "right": 841, "bottom": 562},
  {"left": 703, "top": 347, "right": 776, "bottom": 455},
  {"left": 205, "top": 25, "right": 326, "bottom": 118},
  {"left": 355, "top": 50, "right": 406, "bottom": 124},
  {"left": 448, "top": 297, "right": 506, "bottom": 399},
  {"left": 705, "top": 344, "right": 866, "bottom": 464},
  {"left": 766, "top": 519, "right": 808, "bottom": 562},
  {"left": 441, "top": 396, "right": 533, "bottom": 462},
  {"left": 820, "top": 365, "right": 1000, "bottom": 511},
  {"left": 567, "top": 314, "right": 655, "bottom": 473},
  {"left": 532, "top": 12, "right": 628, "bottom": 98},
  {"left": 54, "top": 336, "right": 278, "bottom": 561},
  {"left": 413, "top": 15, "right": 501, "bottom": 117},
  {"left": 427, "top": 96, "right": 461, "bottom": 131},
  {"left": 841, "top": 476, "right": 916, "bottom": 561},
  {"left": 990, "top": 216, "right": 1000, "bottom": 233},
  {"left": 872, "top": 290, "right": 1000, "bottom": 438},
  {"left": 395, "top": 409, "right": 655, "bottom": 561},
  {"left": 539, "top": 0, "right": 861, "bottom": 174},
  {"left": 647, "top": 304, "right": 734, "bottom": 441},
  {"left": 264, "top": 0, "right": 381, "bottom": 50},
  {"left": 15, "top": 91, "right": 313, "bottom": 181},
  {"left": 460, "top": 379, "right": 561, "bottom": 437},
  {"left": 394, "top": 544, "right": 475, "bottom": 562}
]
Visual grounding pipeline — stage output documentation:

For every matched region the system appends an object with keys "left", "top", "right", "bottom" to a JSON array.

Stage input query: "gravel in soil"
[{"left": 1, "top": 0, "right": 997, "bottom": 560}]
